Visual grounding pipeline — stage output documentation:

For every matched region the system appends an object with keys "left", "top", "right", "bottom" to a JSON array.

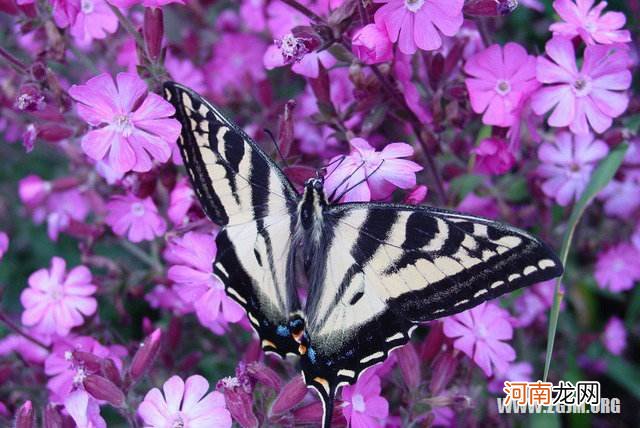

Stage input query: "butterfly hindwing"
[
  {"left": 301, "top": 203, "right": 562, "bottom": 418},
  {"left": 164, "top": 82, "right": 301, "bottom": 357}
]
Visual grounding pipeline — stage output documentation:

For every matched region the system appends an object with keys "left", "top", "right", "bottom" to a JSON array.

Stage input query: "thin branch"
[
  {"left": 279, "top": 0, "right": 325, "bottom": 23},
  {"left": 0, "top": 46, "right": 28, "bottom": 73},
  {"left": 0, "top": 312, "right": 49, "bottom": 350},
  {"left": 107, "top": 3, "right": 145, "bottom": 50}
]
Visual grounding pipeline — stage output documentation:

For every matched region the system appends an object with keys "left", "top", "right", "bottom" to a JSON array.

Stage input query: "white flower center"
[
  {"left": 64, "top": 351, "right": 74, "bottom": 361},
  {"left": 170, "top": 414, "right": 186, "bottom": 428},
  {"left": 113, "top": 114, "right": 134, "bottom": 137},
  {"left": 131, "top": 202, "right": 146, "bottom": 217},
  {"left": 73, "top": 367, "right": 87, "bottom": 386},
  {"left": 584, "top": 21, "right": 597, "bottom": 33},
  {"left": 612, "top": 260, "right": 624, "bottom": 273},
  {"left": 572, "top": 76, "right": 592, "bottom": 97},
  {"left": 495, "top": 79, "right": 511, "bottom": 96},
  {"left": 276, "top": 33, "right": 309, "bottom": 64},
  {"left": 352, "top": 393, "right": 366, "bottom": 413},
  {"left": 81, "top": 0, "right": 94, "bottom": 14},
  {"left": 49, "top": 285, "right": 64, "bottom": 301},
  {"left": 405, "top": 0, "right": 425, "bottom": 12}
]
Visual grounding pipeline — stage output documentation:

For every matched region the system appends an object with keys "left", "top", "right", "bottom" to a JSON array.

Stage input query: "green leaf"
[
  {"left": 503, "top": 175, "right": 530, "bottom": 203},
  {"left": 604, "top": 354, "right": 640, "bottom": 401},
  {"left": 543, "top": 144, "right": 628, "bottom": 382},
  {"left": 449, "top": 174, "right": 483, "bottom": 199}
]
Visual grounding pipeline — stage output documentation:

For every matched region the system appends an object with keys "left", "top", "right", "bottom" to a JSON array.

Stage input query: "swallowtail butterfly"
[{"left": 163, "top": 82, "right": 563, "bottom": 427}]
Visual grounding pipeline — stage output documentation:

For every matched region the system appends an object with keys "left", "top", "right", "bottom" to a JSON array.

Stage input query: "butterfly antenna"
[
  {"left": 332, "top": 160, "right": 385, "bottom": 203},
  {"left": 322, "top": 154, "right": 347, "bottom": 175},
  {"left": 264, "top": 128, "right": 288, "bottom": 167},
  {"left": 327, "top": 161, "right": 366, "bottom": 202}
]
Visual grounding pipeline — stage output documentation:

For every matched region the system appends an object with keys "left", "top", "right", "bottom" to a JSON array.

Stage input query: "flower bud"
[
  {"left": 396, "top": 343, "right": 421, "bottom": 391},
  {"left": 19, "top": 175, "right": 51, "bottom": 207},
  {"left": 352, "top": 23, "right": 393, "bottom": 65},
  {"left": 420, "top": 321, "right": 444, "bottom": 362},
  {"left": 143, "top": 7, "right": 164, "bottom": 62},
  {"left": 72, "top": 351, "right": 103, "bottom": 372},
  {"left": 43, "top": 405, "right": 63, "bottom": 428},
  {"left": 14, "top": 401, "right": 34, "bottom": 428},
  {"left": 37, "top": 123, "right": 73, "bottom": 142},
  {"left": 404, "top": 185, "right": 428, "bottom": 205},
  {"left": 247, "top": 362, "right": 281, "bottom": 391},
  {"left": 430, "top": 351, "right": 459, "bottom": 394},
  {"left": 101, "top": 358, "right": 122, "bottom": 387},
  {"left": 277, "top": 100, "right": 295, "bottom": 158},
  {"left": 271, "top": 375, "right": 307, "bottom": 415},
  {"left": 472, "top": 138, "right": 515, "bottom": 175},
  {"left": 217, "top": 377, "right": 259, "bottom": 428},
  {"left": 463, "top": 0, "right": 518, "bottom": 17},
  {"left": 292, "top": 402, "right": 324, "bottom": 425},
  {"left": 83, "top": 375, "right": 126, "bottom": 407},
  {"left": 129, "top": 328, "right": 162, "bottom": 382}
]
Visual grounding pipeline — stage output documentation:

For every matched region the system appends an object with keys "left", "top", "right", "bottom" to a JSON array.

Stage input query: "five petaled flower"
[
  {"left": 341, "top": 369, "right": 389, "bottom": 428},
  {"left": 550, "top": 0, "right": 631, "bottom": 45},
  {"left": 531, "top": 36, "right": 632, "bottom": 134},
  {"left": 105, "top": 193, "right": 167, "bottom": 243},
  {"left": 21, "top": 257, "right": 97, "bottom": 338},
  {"left": 69, "top": 72, "right": 181, "bottom": 174},
  {"left": 138, "top": 374, "right": 232, "bottom": 428}
]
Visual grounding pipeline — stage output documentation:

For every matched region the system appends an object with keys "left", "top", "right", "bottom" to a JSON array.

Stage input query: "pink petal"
[
  {"left": 81, "top": 127, "right": 116, "bottom": 162},
  {"left": 162, "top": 376, "right": 185, "bottom": 413},
  {"left": 545, "top": 36, "right": 578, "bottom": 76},
  {"left": 115, "top": 72, "right": 148, "bottom": 114},
  {"left": 181, "top": 375, "right": 210, "bottom": 414}
]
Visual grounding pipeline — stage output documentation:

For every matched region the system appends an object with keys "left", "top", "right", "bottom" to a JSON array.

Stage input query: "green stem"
[
  {"left": 120, "top": 241, "right": 163, "bottom": 273},
  {"left": 0, "top": 312, "right": 50, "bottom": 350},
  {"left": 108, "top": 3, "right": 145, "bottom": 50}
]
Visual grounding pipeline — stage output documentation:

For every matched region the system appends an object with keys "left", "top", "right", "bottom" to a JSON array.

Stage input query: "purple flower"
[
  {"left": 138, "top": 375, "right": 232, "bottom": 428},
  {"left": 457, "top": 193, "right": 499, "bottom": 219},
  {"left": 602, "top": 316, "right": 626, "bottom": 355},
  {"left": 352, "top": 23, "right": 394, "bottom": 65},
  {"left": 488, "top": 361, "right": 533, "bottom": 393},
  {"left": 374, "top": 0, "right": 464, "bottom": 54},
  {"left": 598, "top": 175, "right": 640, "bottom": 219},
  {"left": 531, "top": 37, "right": 632, "bottom": 134},
  {"left": 207, "top": 33, "right": 267, "bottom": 102},
  {"left": 264, "top": 36, "right": 336, "bottom": 78},
  {"left": 105, "top": 193, "right": 167, "bottom": 242},
  {"left": 550, "top": 0, "right": 631, "bottom": 45},
  {"left": 21, "top": 257, "right": 97, "bottom": 338},
  {"left": 442, "top": 302, "right": 516, "bottom": 377},
  {"left": 69, "top": 0, "right": 118, "bottom": 45},
  {"left": 69, "top": 72, "right": 181, "bottom": 175},
  {"left": 45, "top": 336, "right": 126, "bottom": 403},
  {"left": 341, "top": 369, "right": 389, "bottom": 428},
  {"left": 166, "top": 232, "right": 244, "bottom": 329},
  {"left": 594, "top": 243, "right": 640, "bottom": 292},
  {"left": 514, "top": 280, "right": 562, "bottom": 327},
  {"left": 168, "top": 178, "right": 195, "bottom": 226},
  {"left": 64, "top": 390, "right": 106, "bottom": 428},
  {"left": 50, "top": 0, "right": 80, "bottom": 28},
  {"left": 537, "top": 131, "right": 609, "bottom": 206},
  {"left": 324, "top": 138, "right": 423, "bottom": 202},
  {"left": 166, "top": 52, "right": 207, "bottom": 94},
  {"left": 465, "top": 43, "right": 538, "bottom": 127},
  {"left": 0, "top": 231, "right": 8, "bottom": 261},
  {"left": 472, "top": 138, "right": 515, "bottom": 175},
  {"left": 240, "top": 0, "right": 266, "bottom": 31}
]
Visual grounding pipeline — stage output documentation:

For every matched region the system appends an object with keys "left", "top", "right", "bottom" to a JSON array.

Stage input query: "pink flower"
[
  {"left": 207, "top": 33, "right": 267, "bottom": 102},
  {"left": 51, "top": 0, "right": 80, "bottom": 28},
  {"left": 514, "top": 280, "right": 562, "bottom": 327},
  {"left": 69, "top": 0, "right": 118, "bottom": 45},
  {"left": 35, "top": 188, "right": 91, "bottom": 241},
  {"left": 531, "top": 37, "right": 632, "bottom": 134},
  {"left": 263, "top": 36, "right": 336, "bottom": 78},
  {"left": 21, "top": 257, "right": 97, "bottom": 338},
  {"left": 352, "top": 23, "right": 394, "bottom": 65},
  {"left": 138, "top": 375, "right": 232, "bottom": 428},
  {"left": 341, "top": 369, "right": 389, "bottom": 428},
  {"left": 602, "top": 316, "right": 626, "bottom": 355},
  {"left": 472, "top": 138, "right": 515, "bottom": 175},
  {"left": 394, "top": 53, "right": 431, "bottom": 124},
  {"left": 105, "top": 194, "right": 167, "bottom": 242},
  {"left": 594, "top": 243, "right": 640, "bottom": 292},
  {"left": 537, "top": 131, "right": 609, "bottom": 206},
  {"left": 168, "top": 178, "right": 195, "bottom": 226},
  {"left": 464, "top": 43, "right": 538, "bottom": 127},
  {"left": 45, "top": 336, "right": 126, "bottom": 403},
  {"left": 240, "top": 0, "right": 266, "bottom": 31},
  {"left": 166, "top": 53, "right": 207, "bottom": 94},
  {"left": 166, "top": 232, "right": 244, "bottom": 329},
  {"left": 457, "top": 193, "right": 499, "bottom": 219},
  {"left": 442, "top": 302, "right": 516, "bottom": 377},
  {"left": 374, "top": 0, "right": 464, "bottom": 54},
  {"left": 0, "top": 231, "right": 8, "bottom": 261},
  {"left": 598, "top": 175, "right": 640, "bottom": 219},
  {"left": 324, "top": 138, "right": 423, "bottom": 202},
  {"left": 0, "top": 332, "right": 49, "bottom": 363},
  {"left": 64, "top": 390, "right": 106, "bottom": 428},
  {"left": 488, "top": 361, "right": 533, "bottom": 393},
  {"left": 550, "top": 0, "right": 631, "bottom": 45},
  {"left": 69, "top": 72, "right": 181, "bottom": 174}
]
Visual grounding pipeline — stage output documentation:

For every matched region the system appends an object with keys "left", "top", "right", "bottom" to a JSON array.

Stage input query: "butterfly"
[{"left": 163, "top": 82, "right": 563, "bottom": 427}]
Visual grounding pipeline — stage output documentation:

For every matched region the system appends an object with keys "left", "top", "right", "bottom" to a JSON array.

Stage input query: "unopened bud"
[
  {"left": 43, "top": 405, "right": 63, "bottom": 428},
  {"left": 143, "top": 7, "right": 164, "bottom": 62},
  {"left": 14, "top": 401, "right": 34, "bottom": 428},
  {"left": 217, "top": 377, "right": 259, "bottom": 428},
  {"left": 129, "top": 328, "right": 162, "bottom": 382},
  {"left": 101, "top": 358, "right": 122, "bottom": 387},
  {"left": 277, "top": 100, "right": 295, "bottom": 158},
  {"left": 396, "top": 343, "right": 421, "bottom": 391},
  {"left": 83, "top": 375, "right": 126, "bottom": 407},
  {"left": 404, "top": 185, "right": 428, "bottom": 205},
  {"left": 246, "top": 362, "right": 281, "bottom": 391},
  {"left": 271, "top": 375, "right": 307, "bottom": 415},
  {"left": 38, "top": 123, "right": 73, "bottom": 142},
  {"left": 292, "top": 401, "right": 324, "bottom": 425},
  {"left": 72, "top": 351, "right": 103, "bottom": 372},
  {"left": 430, "top": 351, "right": 459, "bottom": 394}
]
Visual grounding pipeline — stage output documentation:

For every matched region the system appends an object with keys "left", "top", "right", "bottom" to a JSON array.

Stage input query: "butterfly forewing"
[{"left": 163, "top": 82, "right": 301, "bottom": 357}]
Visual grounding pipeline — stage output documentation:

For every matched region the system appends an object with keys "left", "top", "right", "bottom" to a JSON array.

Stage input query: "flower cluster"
[{"left": 0, "top": 0, "right": 637, "bottom": 426}]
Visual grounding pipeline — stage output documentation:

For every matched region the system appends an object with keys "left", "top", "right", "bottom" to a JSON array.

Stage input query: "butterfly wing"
[
  {"left": 301, "top": 203, "right": 563, "bottom": 423},
  {"left": 163, "top": 82, "right": 301, "bottom": 357}
]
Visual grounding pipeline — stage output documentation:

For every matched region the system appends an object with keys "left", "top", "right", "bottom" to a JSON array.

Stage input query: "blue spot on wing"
[
  {"left": 276, "top": 325, "right": 289, "bottom": 337},
  {"left": 307, "top": 347, "right": 317, "bottom": 364}
]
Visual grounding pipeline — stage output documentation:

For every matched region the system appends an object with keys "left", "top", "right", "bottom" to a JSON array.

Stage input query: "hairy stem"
[{"left": 0, "top": 312, "right": 50, "bottom": 350}]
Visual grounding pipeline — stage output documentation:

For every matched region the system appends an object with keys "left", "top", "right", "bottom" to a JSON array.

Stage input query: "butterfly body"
[{"left": 163, "top": 81, "right": 563, "bottom": 427}]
